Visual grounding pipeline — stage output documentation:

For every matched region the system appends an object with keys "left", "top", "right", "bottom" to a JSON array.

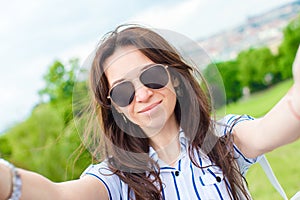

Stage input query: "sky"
[{"left": 0, "top": 0, "right": 296, "bottom": 133}]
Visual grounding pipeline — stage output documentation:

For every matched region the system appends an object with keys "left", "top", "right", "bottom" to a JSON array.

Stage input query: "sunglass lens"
[
  {"left": 110, "top": 81, "right": 135, "bottom": 107},
  {"left": 140, "top": 65, "right": 168, "bottom": 89}
]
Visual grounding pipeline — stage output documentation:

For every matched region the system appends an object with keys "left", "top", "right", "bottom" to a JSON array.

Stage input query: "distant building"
[{"left": 198, "top": 1, "right": 300, "bottom": 62}]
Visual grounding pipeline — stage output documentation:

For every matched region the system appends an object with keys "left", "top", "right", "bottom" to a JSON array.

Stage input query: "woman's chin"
[{"left": 139, "top": 116, "right": 168, "bottom": 137}]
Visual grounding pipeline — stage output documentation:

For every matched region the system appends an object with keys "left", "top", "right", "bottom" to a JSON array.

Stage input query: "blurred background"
[{"left": 1, "top": 0, "right": 300, "bottom": 199}]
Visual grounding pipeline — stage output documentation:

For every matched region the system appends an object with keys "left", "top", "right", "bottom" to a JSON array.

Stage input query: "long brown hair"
[{"left": 87, "top": 24, "right": 250, "bottom": 200}]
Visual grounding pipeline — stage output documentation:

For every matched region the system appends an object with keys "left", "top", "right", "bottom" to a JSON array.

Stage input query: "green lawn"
[
  {"left": 220, "top": 79, "right": 300, "bottom": 199},
  {"left": 221, "top": 79, "right": 293, "bottom": 118}
]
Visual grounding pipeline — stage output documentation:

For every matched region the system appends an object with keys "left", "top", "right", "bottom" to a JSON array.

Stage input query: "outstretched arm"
[
  {"left": 233, "top": 45, "right": 300, "bottom": 158},
  {"left": 0, "top": 165, "right": 108, "bottom": 200}
]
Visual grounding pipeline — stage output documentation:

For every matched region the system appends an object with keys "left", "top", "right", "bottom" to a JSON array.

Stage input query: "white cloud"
[{"left": 129, "top": 0, "right": 207, "bottom": 28}]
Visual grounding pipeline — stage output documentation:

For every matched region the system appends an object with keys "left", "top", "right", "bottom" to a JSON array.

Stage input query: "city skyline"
[{"left": 198, "top": 1, "right": 300, "bottom": 61}]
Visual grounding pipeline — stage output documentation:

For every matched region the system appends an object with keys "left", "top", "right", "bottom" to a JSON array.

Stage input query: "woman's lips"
[{"left": 138, "top": 100, "right": 162, "bottom": 113}]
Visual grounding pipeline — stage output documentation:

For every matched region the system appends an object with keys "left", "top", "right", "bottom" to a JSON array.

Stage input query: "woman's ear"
[
  {"left": 172, "top": 76, "right": 180, "bottom": 88},
  {"left": 172, "top": 76, "right": 183, "bottom": 97}
]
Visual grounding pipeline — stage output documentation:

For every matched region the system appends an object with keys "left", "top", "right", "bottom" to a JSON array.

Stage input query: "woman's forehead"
[{"left": 103, "top": 46, "right": 153, "bottom": 86}]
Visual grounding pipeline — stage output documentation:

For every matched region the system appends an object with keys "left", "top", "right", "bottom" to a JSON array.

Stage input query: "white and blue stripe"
[{"left": 81, "top": 114, "right": 261, "bottom": 200}]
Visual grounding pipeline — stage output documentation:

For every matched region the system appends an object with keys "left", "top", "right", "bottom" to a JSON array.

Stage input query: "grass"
[
  {"left": 221, "top": 79, "right": 294, "bottom": 117},
  {"left": 219, "top": 79, "right": 300, "bottom": 199}
]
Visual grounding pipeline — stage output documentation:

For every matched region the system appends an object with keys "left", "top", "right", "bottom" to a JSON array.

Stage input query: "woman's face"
[{"left": 104, "top": 46, "right": 178, "bottom": 134}]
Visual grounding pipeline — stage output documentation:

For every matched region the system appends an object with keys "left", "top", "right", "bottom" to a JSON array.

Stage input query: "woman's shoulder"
[
  {"left": 80, "top": 160, "right": 123, "bottom": 200},
  {"left": 216, "top": 114, "right": 255, "bottom": 136},
  {"left": 216, "top": 114, "right": 263, "bottom": 175},
  {"left": 81, "top": 160, "right": 116, "bottom": 178}
]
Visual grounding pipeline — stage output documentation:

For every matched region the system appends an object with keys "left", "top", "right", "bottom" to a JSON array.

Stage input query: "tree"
[
  {"left": 38, "top": 58, "right": 80, "bottom": 125},
  {"left": 38, "top": 58, "right": 80, "bottom": 103},
  {"left": 277, "top": 15, "right": 300, "bottom": 80},
  {"left": 215, "top": 60, "right": 243, "bottom": 103},
  {"left": 237, "top": 47, "right": 276, "bottom": 93}
]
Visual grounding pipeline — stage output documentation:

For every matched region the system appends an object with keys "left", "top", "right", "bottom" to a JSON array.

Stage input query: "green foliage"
[
  {"left": 38, "top": 58, "right": 80, "bottom": 125},
  {"left": 215, "top": 60, "right": 243, "bottom": 103},
  {"left": 6, "top": 104, "right": 64, "bottom": 167},
  {"left": 4, "top": 103, "right": 91, "bottom": 181},
  {"left": 39, "top": 58, "right": 79, "bottom": 103},
  {"left": 0, "top": 136, "right": 12, "bottom": 159},
  {"left": 237, "top": 47, "right": 277, "bottom": 92},
  {"left": 277, "top": 15, "right": 300, "bottom": 80},
  {"left": 213, "top": 45, "right": 282, "bottom": 103}
]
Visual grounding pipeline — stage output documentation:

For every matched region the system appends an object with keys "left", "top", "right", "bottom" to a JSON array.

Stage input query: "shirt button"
[
  {"left": 216, "top": 176, "right": 222, "bottom": 182},
  {"left": 175, "top": 171, "right": 180, "bottom": 176}
]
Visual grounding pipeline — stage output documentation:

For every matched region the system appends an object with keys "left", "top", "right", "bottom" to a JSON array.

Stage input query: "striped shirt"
[{"left": 81, "top": 114, "right": 262, "bottom": 199}]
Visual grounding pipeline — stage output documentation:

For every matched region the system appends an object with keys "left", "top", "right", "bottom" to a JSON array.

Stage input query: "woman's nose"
[{"left": 135, "top": 85, "right": 153, "bottom": 102}]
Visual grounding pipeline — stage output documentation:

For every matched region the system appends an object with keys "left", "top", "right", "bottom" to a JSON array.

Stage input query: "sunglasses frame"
[{"left": 107, "top": 64, "right": 170, "bottom": 107}]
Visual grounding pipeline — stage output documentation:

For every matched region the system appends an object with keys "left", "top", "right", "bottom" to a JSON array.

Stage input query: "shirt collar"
[{"left": 149, "top": 128, "right": 189, "bottom": 166}]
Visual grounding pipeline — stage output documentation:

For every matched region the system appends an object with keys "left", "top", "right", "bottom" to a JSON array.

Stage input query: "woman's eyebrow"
[
  {"left": 140, "top": 63, "right": 154, "bottom": 71},
  {"left": 110, "top": 63, "right": 155, "bottom": 87},
  {"left": 111, "top": 78, "right": 125, "bottom": 88}
]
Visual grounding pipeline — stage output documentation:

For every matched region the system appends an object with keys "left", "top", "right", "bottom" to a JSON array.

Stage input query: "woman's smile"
[{"left": 138, "top": 100, "right": 162, "bottom": 114}]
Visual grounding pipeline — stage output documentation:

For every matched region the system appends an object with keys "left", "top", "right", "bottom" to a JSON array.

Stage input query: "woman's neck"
[{"left": 147, "top": 113, "right": 181, "bottom": 166}]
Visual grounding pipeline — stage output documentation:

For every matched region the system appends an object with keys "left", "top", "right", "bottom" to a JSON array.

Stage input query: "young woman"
[{"left": 0, "top": 24, "right": 299, "bottom": 200}]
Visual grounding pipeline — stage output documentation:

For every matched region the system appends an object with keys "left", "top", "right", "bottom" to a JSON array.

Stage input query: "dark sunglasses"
[{"left": 107, "top": 64, "right": 169, "bottom": 107}]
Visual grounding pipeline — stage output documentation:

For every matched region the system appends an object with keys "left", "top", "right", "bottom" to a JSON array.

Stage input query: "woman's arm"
[
  {"left": 233, "top": 45, "right": 300, "bottom": 159},
  {"left": 0, "top": 165, "right": 109, "bottom": 200}
]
